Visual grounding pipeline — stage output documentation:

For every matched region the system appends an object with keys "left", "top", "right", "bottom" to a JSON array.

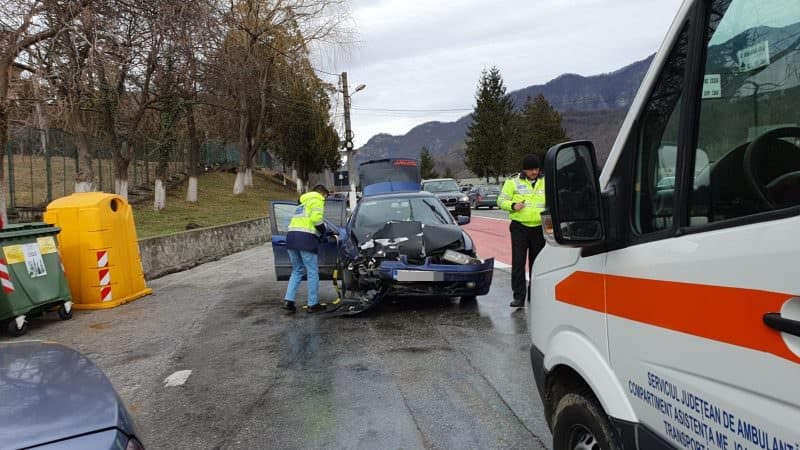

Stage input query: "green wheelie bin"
[{"left": 0, "top": 223, "right": 73, "bottom": 337}]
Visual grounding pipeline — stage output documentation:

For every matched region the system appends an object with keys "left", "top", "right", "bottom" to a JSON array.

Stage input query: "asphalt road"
[{"left": 4, "top": 244, "right": 552, "bottom": 450}]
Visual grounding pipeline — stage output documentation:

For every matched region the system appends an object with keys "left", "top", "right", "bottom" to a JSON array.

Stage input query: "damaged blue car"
[{"left": 269, "top": 158, "right": 494, "bottom": 313}]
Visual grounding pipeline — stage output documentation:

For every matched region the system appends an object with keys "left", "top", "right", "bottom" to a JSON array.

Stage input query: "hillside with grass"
[{"left": 133, "top": 171, "right": 298, "bottom": 238}]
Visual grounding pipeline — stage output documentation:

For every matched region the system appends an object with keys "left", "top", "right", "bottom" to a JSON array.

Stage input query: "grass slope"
[{"left": 133, "top": 171, "right": 297, "bottom": 238}]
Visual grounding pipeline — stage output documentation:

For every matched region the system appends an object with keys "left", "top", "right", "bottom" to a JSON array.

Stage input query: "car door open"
[{"left": 270, "top": 199, "right": 345, "bottom": 281}]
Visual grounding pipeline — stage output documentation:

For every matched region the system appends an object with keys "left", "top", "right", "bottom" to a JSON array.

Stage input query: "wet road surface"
[{"left": 4, "top": 245, "right": 551, "bottom": 449}]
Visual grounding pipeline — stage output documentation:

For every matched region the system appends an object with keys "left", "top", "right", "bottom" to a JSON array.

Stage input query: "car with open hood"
[{"left": 269, "top": 158, "right": 494, "bottom": 313}]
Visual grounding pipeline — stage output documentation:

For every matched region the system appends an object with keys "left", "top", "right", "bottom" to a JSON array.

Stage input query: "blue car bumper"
[{"left": 377, "top": 257, "right": 494, "bottom": 297}]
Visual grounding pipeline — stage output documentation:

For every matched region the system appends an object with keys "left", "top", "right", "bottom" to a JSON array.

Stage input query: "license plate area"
[{"left": 395, "top": 270, "right": 444, "bottom": 282}]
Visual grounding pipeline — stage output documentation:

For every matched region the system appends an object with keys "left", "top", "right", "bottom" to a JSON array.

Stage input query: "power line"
[{"left": 352, "top": 106, "right": 473, "bottom": 113}]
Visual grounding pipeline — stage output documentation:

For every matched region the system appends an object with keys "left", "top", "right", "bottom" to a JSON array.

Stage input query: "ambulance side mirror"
[{"left": 542, "top": 141, "right": 605, "bottom": 247}]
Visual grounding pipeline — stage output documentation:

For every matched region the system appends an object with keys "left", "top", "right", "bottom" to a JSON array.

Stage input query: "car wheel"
[
  {"left": 552, "top": 392, "right": 622, "bottom": 450},
  {"left": 460, "top": 295, "right": 477, "bottom": 303},
  {"left": 6, "top": 318, "right": 28, "bottom": 337},
  {"left": 58, "top": 303, "right": 73, "bottom": 320}
]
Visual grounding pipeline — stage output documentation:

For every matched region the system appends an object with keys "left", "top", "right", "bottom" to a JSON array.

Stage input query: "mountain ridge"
[{"left": 356, "top": 54, "right": 655, "bottom": 173}]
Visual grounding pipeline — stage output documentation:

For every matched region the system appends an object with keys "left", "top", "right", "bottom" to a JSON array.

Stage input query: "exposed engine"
[{"left": 334, "top": 221, "right": 478, "bottom": 314}]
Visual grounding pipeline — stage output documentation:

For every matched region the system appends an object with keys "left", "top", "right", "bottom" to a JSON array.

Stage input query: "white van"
[{"left": 531, "top": 0, "right": 800, "bottom": 449}]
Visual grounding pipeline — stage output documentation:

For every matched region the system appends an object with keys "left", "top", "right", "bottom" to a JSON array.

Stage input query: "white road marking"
[
  {"left": 495, "top": 261, "right": 511, "bottom": 270},
  {"left": 471, "top": 215, "right": 510, "bottom": 222},
  {"left": 164, "top": 370, "right": 192, "bottom": 387},
  {"left": 494, "top": 262, "right": 531, "bottom": 280}
]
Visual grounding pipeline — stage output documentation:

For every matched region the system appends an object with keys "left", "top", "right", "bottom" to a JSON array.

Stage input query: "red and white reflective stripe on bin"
[
  {"left": 97, "top": 251, "right": 111, "bottom": 302},
  {"left": 0, "top": 259, "right": 15, "bottom": 293},
  {"left": 97, "top": 250, "right": 109, "bottom": 268}
]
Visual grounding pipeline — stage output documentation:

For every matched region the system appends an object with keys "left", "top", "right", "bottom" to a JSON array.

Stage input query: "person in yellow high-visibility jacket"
[
  {"left": 282, "top": 185, "right": 330, "bottom": 314},
  {"left": 498, "top": 154, "right": 546, "bottom": 308}
]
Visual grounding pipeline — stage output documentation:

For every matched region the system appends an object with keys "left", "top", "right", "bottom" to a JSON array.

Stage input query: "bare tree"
[
  {"left": 214, "top": 0, "right": 350, "bottom": 195},
  {"left": 0, "top": 0, "right": 85, "bottom": 221}
]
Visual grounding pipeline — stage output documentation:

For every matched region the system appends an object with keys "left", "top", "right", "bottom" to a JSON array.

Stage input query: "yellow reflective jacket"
[
  {"left": 498, "top": 174, "right": 546, "bottom": 227},
  {"left": 288, "top": 191, "right": 325, "bottom": 235}
]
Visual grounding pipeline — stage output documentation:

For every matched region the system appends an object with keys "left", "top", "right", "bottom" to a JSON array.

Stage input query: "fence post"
[
  {"left": 62, "top": 149, "right": 67, "bottom": 197},
  {"left": 45, "top": 135, "right": 53, "bottom": 203},
  {"left": 97, "top": 155, "right": 102, "bottom": 192},
  {"left": 7, "top": 142, "right": 15, "bottom": 212},
  {"left": 28, "top": 145, "right": 33, "bottom": 206}
]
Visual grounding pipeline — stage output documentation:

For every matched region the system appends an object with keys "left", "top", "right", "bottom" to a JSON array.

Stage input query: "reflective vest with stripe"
[
  {"left": 497, "top": 174, "right": 546, "bottom": 227},
  {"left": 288, "top": 191, "right": 325, "bottom": 236}
]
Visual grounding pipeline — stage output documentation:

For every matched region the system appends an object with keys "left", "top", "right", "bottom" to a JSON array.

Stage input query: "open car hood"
[{"left": 360, "top": 221, "right": 463, "bottom": 259}]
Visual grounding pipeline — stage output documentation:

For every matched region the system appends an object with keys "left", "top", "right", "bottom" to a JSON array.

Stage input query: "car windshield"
[
  {"left": 423, "top": 180, "right": 460, "bottom": 193},
  {"left": 485, "top": 186, "right": 500, "bottom": 194},
  {"left": 354, "top": 197, "right": 454, "bottom": 241}
]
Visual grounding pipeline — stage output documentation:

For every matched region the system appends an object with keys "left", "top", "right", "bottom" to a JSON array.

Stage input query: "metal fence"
[
  {"left": 5, "top": 126, "right": 189, "bottom": 216},
  {"left": 4, "top": 126, "right": 274, "bottom": 220}
]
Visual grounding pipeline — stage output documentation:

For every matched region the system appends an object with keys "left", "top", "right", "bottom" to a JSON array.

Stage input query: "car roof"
[
  {"left": 421, "top": 178, "right": 457, "bottom": 183},
  {"left": 358, "top": 191, "right": 437, "bottom": 201}
]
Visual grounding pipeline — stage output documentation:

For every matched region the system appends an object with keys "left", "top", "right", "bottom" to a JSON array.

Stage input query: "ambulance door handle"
[{"left": 763, "top": 313, "right": 800, "bottom": 337}]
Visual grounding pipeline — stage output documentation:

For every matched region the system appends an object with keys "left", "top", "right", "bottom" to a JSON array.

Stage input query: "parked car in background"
[
  {"left": 0, "top": 341, "right": 144, "bottom": 449},
  {"left": 421, "top": 178, "right": 471, "bottom": 219},
  {"left": 467, "top": 185, "right": 501, "bottom": 209}
]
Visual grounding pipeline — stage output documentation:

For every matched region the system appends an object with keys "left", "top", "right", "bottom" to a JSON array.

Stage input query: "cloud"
[{"left": 324, "top": 0, "right": 684, "bottom": 146}]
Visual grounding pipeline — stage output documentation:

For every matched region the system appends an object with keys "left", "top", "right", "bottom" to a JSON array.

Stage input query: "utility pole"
[{"left": 341, "top": 72, "right": 357, "bottom": 210}]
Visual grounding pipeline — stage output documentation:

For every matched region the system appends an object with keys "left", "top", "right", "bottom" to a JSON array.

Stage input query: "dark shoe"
[
  {"left": 281, "top": 301, "right": 296, "bottom": 313},
  {"left": 306, "top": 304, "right": 327, "bottom": 313},
  {"left": 509, "top": 299, "right": 525, "bottom": 308}
]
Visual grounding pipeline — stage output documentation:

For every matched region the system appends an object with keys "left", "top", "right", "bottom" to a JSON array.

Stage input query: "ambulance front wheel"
[
  {"left": 6, "top": 318, "right": 28, "bottom": 337},
  {"left": 551, "top": 391, "right": 622, "bottom": 450}
]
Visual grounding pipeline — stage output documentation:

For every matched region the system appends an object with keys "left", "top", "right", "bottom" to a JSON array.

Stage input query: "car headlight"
[{"left": 459, "top": 196, "right": 469, "bottom": 203}]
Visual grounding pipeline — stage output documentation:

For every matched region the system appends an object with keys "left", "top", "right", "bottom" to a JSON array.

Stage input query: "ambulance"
[{"left": 531, "top": 0, "right": 800, "bottom": 449}]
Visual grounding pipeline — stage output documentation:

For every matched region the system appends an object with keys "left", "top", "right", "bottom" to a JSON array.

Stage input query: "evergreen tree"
[
  {"left": 465, "top": 67, "right": 515, "bottom": 183},
  {"left": 511, "top": 94, "right": 569, "bottom": 167},
  {"left": 419, "top": 146, "right": 439, "bottom": 179}
]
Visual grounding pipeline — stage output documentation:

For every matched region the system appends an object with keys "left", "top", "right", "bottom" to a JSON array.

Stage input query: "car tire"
[
  {"left": 552, "top": 391, "right": 623, "bottom": 450},
  {"left": 58, "top": 303, "right": 73, "bottom": 320},
  {"left": 460, "top": 295, "right": 477, "bottom": 303},
  {"left": 6, "top": 318, "right": 28, "bottom": 337}
]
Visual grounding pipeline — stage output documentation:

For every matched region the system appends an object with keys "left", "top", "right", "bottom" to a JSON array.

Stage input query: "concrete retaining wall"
[{"left": 139, "top": 217, "right": 270, "bottom": 279}]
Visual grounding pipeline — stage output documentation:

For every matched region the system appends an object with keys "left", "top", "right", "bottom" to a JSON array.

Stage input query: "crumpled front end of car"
[
  {"left": 379, "top": 256, "right": 494, "bottom": 297},
  {"left": 336, "top": 221, "right": 494, "bottom": 313}
]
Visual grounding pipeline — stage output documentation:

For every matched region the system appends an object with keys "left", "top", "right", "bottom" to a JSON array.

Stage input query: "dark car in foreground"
[
  {"left": 421, "top": 178, "right": 471, "bottom": 219},
  {"left": 0, "top": 341, "right": 143, "bottom": 450},
  {"left": 467, "top": 185, "right": 501, "bottom": 209}
]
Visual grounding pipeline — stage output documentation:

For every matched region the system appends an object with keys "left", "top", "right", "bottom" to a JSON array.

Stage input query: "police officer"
[
  {"left": 498, "top": 154, "right": 546, "bottom": 308},
  {"left": 282, "top": 184, "right": 330, "bottom": 314}
]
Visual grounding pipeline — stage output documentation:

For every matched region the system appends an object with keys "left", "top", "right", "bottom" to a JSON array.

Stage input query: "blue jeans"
[{"left": 284, "top": 249, "right": 319, "bottom": 306}]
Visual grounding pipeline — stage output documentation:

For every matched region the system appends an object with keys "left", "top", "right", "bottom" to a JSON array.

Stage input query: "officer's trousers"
[{"left": 510, "top": 221, "right": 545, "bottom": 302}]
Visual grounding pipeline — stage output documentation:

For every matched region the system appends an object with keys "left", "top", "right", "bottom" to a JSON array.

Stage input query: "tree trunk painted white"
[
  {"left": 233, "top": 171, "right": 246, "bottom": 195},
  {"left": 154, "top": 179, "right": 166, "bottom": 210},
  {"left": 186, "top": 176, "right": 198, "bottom": 202},
  {"left": 74, "top": 181, "right": 93, "bottom": 193},
  {"left": 115, "top": 179, "right": 129, "bottom": 200},
  {"left": 296, "top": 177, "right": 303, "bottom": 195},
  {"left": 244, "top": 168, "right": 253, "bottom": 187}
]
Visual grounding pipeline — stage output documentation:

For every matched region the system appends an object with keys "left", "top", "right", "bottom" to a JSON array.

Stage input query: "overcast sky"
[{"left": 318, "top": 0, "right": 684, "bottom": 147}]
